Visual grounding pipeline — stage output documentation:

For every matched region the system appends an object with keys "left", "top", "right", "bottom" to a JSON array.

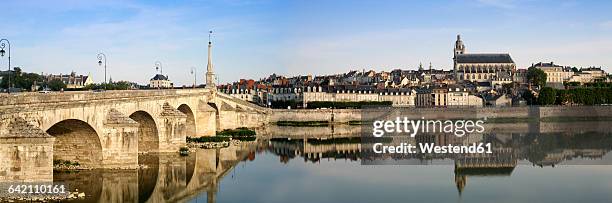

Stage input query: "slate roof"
[
  {"left": 322, "top": 85, "right": 377, "bottom": 93},
  {"left": 151, "top": 74, "right": 169, "bottom": 80},
  {"left": 456, "top": 54, "right": 514, "bottom": 64},
  {"left": 533, "top": 62, "right": 562, "bottom": 68}
]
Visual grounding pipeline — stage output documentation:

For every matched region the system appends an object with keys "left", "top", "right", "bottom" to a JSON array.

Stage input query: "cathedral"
[{"left": 453, "top": 35, "right": 516, "bottom": 83}]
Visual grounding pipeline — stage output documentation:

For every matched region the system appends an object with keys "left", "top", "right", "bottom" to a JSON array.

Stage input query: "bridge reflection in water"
[{"left": 0, "top": 141, "right": 257, "bottom": 203}]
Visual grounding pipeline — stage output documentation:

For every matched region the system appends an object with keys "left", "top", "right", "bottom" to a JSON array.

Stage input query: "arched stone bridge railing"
[{"left": 0, "top": 89, "right": 268, "bottom": 177}]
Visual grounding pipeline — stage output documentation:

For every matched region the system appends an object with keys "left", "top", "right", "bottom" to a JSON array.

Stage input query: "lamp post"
[
  {"left": 155, "top": 61, "right": 163, "bottom": 75},
  {"left": 1, "top": 39, "right": 11, "bottom": 94},
  {"left": 97, "top": 52, "right": 107, "bottom": 90},
  {"left": 154, "top": 61, "right": 163, "bottom": 89},
  {"left": 215, "top": 75, "right": 219, "bottom": 87},
  {"left": 190, "top": 67, "right": 196, "bottom": 88}
]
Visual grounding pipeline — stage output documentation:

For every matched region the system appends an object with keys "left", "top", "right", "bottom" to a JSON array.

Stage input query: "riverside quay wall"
[{"left": 269, "top": 106, "right": 612, "bottom": 123}]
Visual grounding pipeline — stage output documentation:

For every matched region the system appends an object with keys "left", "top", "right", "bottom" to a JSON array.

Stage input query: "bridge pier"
[
  {"left": 99, "top": 170, "right": 138, "bottom": 202},
  {"left": 101, "top": 109, "right": 140, "bottom": 169},
  {"left": 158, "top": 103, "right": 188, "bottom": 152},
  {"left": 197, "top": 101, "right": 218, "bottom": 137},
  {"left": 218, "top": 102, "right": 238, "bottom": 131},
  {"left": 0, "top": 117, "right": 54, "bottom": 182}
]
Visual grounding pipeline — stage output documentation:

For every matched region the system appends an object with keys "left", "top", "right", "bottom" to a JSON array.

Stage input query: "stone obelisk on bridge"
[{"left": 206, "top": 30, "right": 215, "bottom": 89}]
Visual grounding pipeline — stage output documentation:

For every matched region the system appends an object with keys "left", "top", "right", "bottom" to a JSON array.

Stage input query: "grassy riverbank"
[
  {"left": 275, "top": 121, "right": 330, "bottom": 126},
  {"left": 188, "top": 128, "right": 257, "bottom": 143}
]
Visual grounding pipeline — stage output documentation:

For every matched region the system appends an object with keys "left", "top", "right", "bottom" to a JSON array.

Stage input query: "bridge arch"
[
  {"left": 177, "top": 104, "right": 196, "bottom": 137},
  {"left": 46, "top": 119, "right": 103, "bottom": 168},
  {"left": 130, "top": 111, "right": 159, "bottom": 153}
]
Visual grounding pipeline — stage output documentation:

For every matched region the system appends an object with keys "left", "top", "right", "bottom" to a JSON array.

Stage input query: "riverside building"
[{"left": 302, "top": 85, "right": 416, "bottom": 108}]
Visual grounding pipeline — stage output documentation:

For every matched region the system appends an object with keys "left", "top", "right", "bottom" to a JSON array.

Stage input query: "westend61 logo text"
[{"left": 369, "top": 117, "right": 492, "bottom": 155}]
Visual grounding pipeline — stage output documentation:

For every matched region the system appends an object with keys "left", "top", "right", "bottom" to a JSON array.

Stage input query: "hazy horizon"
[{"left": 1, "top": 0, "right": 612, "bottom": 86}]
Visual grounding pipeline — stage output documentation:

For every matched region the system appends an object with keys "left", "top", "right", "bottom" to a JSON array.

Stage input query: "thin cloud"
[
  {"left": 600, "top": 20, "right": 612, "bottom": 29},
  {"left": 475, "top": 0, "right": 517, "bottom": 9}
]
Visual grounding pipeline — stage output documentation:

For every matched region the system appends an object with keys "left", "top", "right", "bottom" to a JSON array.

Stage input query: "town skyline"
[{"left": 2, "top": 0, "right": 612, "bottom": 86}]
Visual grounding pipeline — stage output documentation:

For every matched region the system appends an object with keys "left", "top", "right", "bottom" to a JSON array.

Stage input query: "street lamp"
[
  {"left": 155, "top": 61, "right": 163, "bottom": 75},
  {"left": 190, "top": 67, "right": 196, "bottom": 88},
  {"left": 215, "top": 75, "right": 219, "bottom": 87},
  {"left": 97, "top": 52, "right": 107, "bottom": 90},
  {"left": 154, "top": 61, "right": 163, "bottom": 89},
  {"left": 1, "top": 39, "right": 11, "bottom": 94}
]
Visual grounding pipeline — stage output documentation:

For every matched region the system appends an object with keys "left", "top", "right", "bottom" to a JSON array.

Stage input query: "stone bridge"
[{"left": 0, "top": 89, "right": 268, "bottom": 177}]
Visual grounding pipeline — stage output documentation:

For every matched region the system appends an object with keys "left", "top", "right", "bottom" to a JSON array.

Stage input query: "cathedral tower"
[
  {"left": 453, "top": 34, "right": 466, "bottom": 80},
  {"left": 454, "top": 34, "right": 465, "bottom": 56}
]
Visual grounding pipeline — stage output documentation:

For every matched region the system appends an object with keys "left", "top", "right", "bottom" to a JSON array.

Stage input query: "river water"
[{"left": 4, "top": 121, "right": 612, "bottom": 202}]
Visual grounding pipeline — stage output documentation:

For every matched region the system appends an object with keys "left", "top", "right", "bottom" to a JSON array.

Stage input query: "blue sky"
[{"left": 1, "top": 0, "right": 612, "bottom": 85}]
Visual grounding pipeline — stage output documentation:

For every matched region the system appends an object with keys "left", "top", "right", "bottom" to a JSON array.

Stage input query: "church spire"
[{"left": 206, "top": 30, "right": 215, "bottom": 88}]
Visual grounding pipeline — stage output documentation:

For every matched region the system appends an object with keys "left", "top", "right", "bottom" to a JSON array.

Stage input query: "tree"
[
  {"left": 501, "top": 82, "right": 516, "bottom": 95},
  {"left": 14, "top": 72, "right": 44, "bottom": 90},
  {"left": 522, "top": 90, "right": 537, "bottom": 105},
  {"left": 538, "top": 87, "right": 556, "bottom": 105},
  {"left": 48, "top": 79, "right": 66, "bottom": 91},
  {"left": 0, "top": 75, "right": 8, "bottom": 89},
  {"left": 571, "top": 67, "right": 579, "bottom": 72},
  {"left": 555, "top": 89, "right": 571, "bottom": 105},
  {"left": 527, "top": 67, "right": 547, "bottom": 88},
  {"left": 1, "top": 69, "right": 44, "bottom": 91}
]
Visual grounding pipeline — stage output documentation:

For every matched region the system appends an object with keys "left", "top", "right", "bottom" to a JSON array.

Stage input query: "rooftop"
[
  {"left": 456, "top": 54, "right": 514, "bottom": 64},
  {"left": 151, "top": 74, "right": 169, "bottom": 81},
  {"left": 533, "top": 62, "right": 563, "bottom": 68}
]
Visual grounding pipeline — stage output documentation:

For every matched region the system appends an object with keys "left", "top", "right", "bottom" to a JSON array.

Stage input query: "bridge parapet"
[{"left": 0, "top": 89, "right": 212, "bottom": 108}]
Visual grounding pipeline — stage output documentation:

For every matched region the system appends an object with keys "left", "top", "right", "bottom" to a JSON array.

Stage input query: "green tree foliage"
[
  {"left": 83, "top": 81, "right": 133, "bottom": 90},
  {"left": 534, "top": 87, "right": 612, "bottom": 105},
  {"left": 48, "top": 79, "right": 67, "bottom": 91},
  {"left": 527, "top": 67, "right": 547, "bottom": 88},
  {"left": 571, "top": 67, "right": 579, "bottom": 72},
  {"left": 1, "top": 68, "right": 137, "bottom": 92},
  {"left": 187, "top": 136, "right": 230, "bottom": 143},
  {"left": 216, "top": 128, "right": 256, "bottom": 137},
  {"left": 584, "top": 82, "right": 612, "bottom": 88},
  {"left": 521, "top": 90, "right": 537, "bottom": 105},
  {"left": 1, "top": 68, "right": 45, "bottom": 90},
  {"left": 538, "top": 87, "right": 556, "bottom": 105}
]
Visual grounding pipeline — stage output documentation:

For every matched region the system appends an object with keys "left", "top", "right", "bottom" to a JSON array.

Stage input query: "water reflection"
[
  {"left": 260, "top": 121, "right": 612, "bottom": 199},
  {"left": 49, "top": 142, "right": 259, "bottom": 202},
  {"left": 2, "top": 121, "right": 612, "bottom": 202},
  {"left": 267, "top": 133, "right": 612, "bottom": 166}
]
